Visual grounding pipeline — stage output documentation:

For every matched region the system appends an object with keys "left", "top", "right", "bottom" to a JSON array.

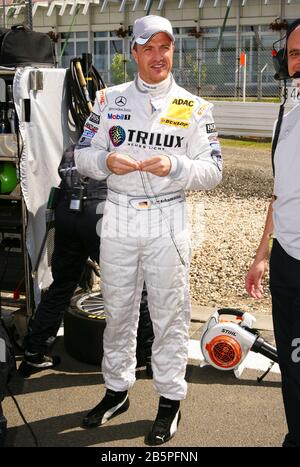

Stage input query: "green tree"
[{"left": 110, "top": 53, "right": 130, "bottom": 85}]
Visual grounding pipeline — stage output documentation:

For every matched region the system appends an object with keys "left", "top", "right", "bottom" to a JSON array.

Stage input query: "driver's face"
[{"left": 132, "top": 32, "right": 174, "bottom": 84}]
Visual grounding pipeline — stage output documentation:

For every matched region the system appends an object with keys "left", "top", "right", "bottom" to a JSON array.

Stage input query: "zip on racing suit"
[{"left": 75, "top": 75, "right": 222, "bottom": 400}]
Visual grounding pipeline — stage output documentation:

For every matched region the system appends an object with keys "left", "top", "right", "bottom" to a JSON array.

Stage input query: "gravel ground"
[{"left": 188, "top": 143, "right": 274, "bottom": 314}]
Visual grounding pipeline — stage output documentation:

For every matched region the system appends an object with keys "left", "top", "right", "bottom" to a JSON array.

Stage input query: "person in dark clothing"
[{"left": 19, "top": 144, "right": 153, "bottom": 377}]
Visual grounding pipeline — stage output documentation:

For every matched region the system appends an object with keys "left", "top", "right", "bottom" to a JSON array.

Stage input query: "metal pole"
[
  {"left": 235, "top": 1, "right": 240, "bottom": 99},
  {"left": 197, "top": 47, "right": 201, "bottom": 97},
  {"left": 123, "top": 53, "right": 127, "bottom": 82},
  {"left": 26, "top": 0, "right": 33, "bottom": 30},
  {"left": 257, "top": 37, "right": 262, "bottom": 100},
  {"left": 243, "top": 53, "right": 247, "bottom": 103},
  {"left": 60, "top": 5, "right": 80, "bottom": 60},
  {"left": 146, "top": 0, "right": 154, "bottom": 16},
  {"left": 216, "top": 5, "right": 231, "bottom": 51},
  {"left": 2, "top": 0, "right": 6, "bottom": 29}
]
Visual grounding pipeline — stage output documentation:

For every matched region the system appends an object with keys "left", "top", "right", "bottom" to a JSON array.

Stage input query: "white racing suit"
[{"left": 75, "top": 76, "right": 222, "bottom": 400}]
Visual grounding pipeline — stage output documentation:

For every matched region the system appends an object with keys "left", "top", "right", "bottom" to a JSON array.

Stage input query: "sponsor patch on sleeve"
[
  {"left": 197, "top": 103, "right": 210, "bottom": 116},
  {"left": 77, "top": 136, "right": 90, "bottom": 148},
  {"left": 85, "top": 122, "right": 98, "bottom": 133},
  {"left": 77, "top": 127, "right": 97, "bottom": 148},
  {"left": 82, "top": 129, "right": 96, "bottom": 139},
  {"left": 206, "top": 122, "right": 217, "bottom": 134},
  {"left": 88, "top": 112, "right": 100, "bottom": 125}
]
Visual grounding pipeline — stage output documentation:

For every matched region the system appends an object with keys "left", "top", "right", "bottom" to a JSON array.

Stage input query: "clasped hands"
[{"left": 107, "top": 152, "right": 171, "bottom": 177}]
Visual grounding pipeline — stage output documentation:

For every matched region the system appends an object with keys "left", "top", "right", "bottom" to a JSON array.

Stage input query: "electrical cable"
[
  {"left": 0, "top": 244, "right": 39, "bottom": 447},
  {"left": 1, "top": 319, "right": 36, "bottom": 447},
  {"left": 67, "top": 57, "right": 106, "bottom": 133},
  {"left": 271, "top": 79, "right": 287, "bottom": 176},
  {"left": 5, "top": 383, "right": 39, "bottom": 447}
]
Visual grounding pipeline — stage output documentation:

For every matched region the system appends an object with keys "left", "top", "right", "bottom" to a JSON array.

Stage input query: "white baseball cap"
[{"left": 131, "top": 15, "right": 174, "bottom": 48}]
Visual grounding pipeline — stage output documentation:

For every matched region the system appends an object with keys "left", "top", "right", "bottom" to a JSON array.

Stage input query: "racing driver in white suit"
[{"left": 75, "top": 15, "right": 222, "bottom": 445}]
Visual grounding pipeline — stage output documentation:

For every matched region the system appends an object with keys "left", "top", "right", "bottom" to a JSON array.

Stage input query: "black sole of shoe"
[
  {"left": 82, "top": 397, "right": 130, "bottom": 429},
  {"left": 145, "top": 410, "right": 181, "bottom": 446},
  {"left": 18, "top": 357, "right": 61, "bottom": 378}
]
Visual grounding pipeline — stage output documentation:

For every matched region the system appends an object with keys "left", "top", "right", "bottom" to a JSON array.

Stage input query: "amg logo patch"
[
  {"left": 160, "top": 117, "right": 189, "bottom": 128},
  {"left": 206, "top": 123, "right": 216, "bottom": 134},
  {"left": 99, "top": 90, "right": 105, "bottom": 105}
]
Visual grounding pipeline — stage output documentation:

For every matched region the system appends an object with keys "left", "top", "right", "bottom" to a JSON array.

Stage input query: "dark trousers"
[
  {"left": 26, "top": 198, "right": 103, "bottom": 354},
  {"left": 270, "top": 239, "right": 300, "bottom": 447}
]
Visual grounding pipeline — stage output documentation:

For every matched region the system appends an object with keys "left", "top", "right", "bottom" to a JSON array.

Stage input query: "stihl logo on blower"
[{"left": 199, "top": 308, "right": 278, "bottom": 380}]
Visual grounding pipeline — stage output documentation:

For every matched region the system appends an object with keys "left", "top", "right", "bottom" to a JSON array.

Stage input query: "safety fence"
[
  {"left": 172, "top": 47, "right": 281, "bottom": 99},
  {"left": 110, "top": 46, "right": 282, "bottom": 99},
  {"left": 211, "top": 101, "right": 294, "bottom": 138}
]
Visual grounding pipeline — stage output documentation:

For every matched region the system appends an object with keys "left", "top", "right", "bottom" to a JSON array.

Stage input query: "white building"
[{"left": 1, "top": 0, "right": 300, "bottom": 96}]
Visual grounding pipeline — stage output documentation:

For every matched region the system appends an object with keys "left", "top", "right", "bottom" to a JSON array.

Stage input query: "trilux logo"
[{"left": 127, "top": 129, "right": 184, "bottom": 148}]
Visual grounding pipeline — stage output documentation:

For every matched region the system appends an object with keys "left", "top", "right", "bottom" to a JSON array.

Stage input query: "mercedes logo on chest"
[{"left": 115, "top": 96, "right": 127, "bottom": 107}]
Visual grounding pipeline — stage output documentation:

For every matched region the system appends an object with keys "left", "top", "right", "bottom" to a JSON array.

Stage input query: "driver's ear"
[{"left": 132, "top": 47, "right": 138, "bottom": 64}]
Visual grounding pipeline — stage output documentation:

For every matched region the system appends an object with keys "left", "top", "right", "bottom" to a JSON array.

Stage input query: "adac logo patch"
[
  {"left": 160, "top": 117, "right": 189, "bottom": 129},
  {"left": 109, "top": 126, "right": 126, "bottom": 147},
  {"left": 172, "top": 98, "right": 194, "bottom": 107},
  {"left": 166, "top": 98, "right": 195, "bottom": 121}
]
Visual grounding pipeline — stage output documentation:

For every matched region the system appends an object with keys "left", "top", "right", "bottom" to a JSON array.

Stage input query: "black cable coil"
[{"left": 66, "top": 56, "right": 106, "bottom": 133}]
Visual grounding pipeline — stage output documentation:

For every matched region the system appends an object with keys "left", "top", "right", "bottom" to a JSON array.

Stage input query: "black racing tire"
[{"left": 64, "top": 292, "right": 106, "bottom": 365}]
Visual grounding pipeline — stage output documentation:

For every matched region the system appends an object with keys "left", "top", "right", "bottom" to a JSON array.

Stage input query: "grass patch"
[{"left": 219, "top": 137, "right": 272, "bottom": 150}]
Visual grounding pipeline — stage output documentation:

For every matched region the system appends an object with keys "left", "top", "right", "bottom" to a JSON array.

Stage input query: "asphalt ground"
[{"left": 2, "top": 306, "right": 287, "bottom": 450}]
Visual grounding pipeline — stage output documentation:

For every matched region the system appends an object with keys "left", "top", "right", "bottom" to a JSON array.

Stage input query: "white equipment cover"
[{"left": 13, "top": 67, "right": 76, "bottom": 305}]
